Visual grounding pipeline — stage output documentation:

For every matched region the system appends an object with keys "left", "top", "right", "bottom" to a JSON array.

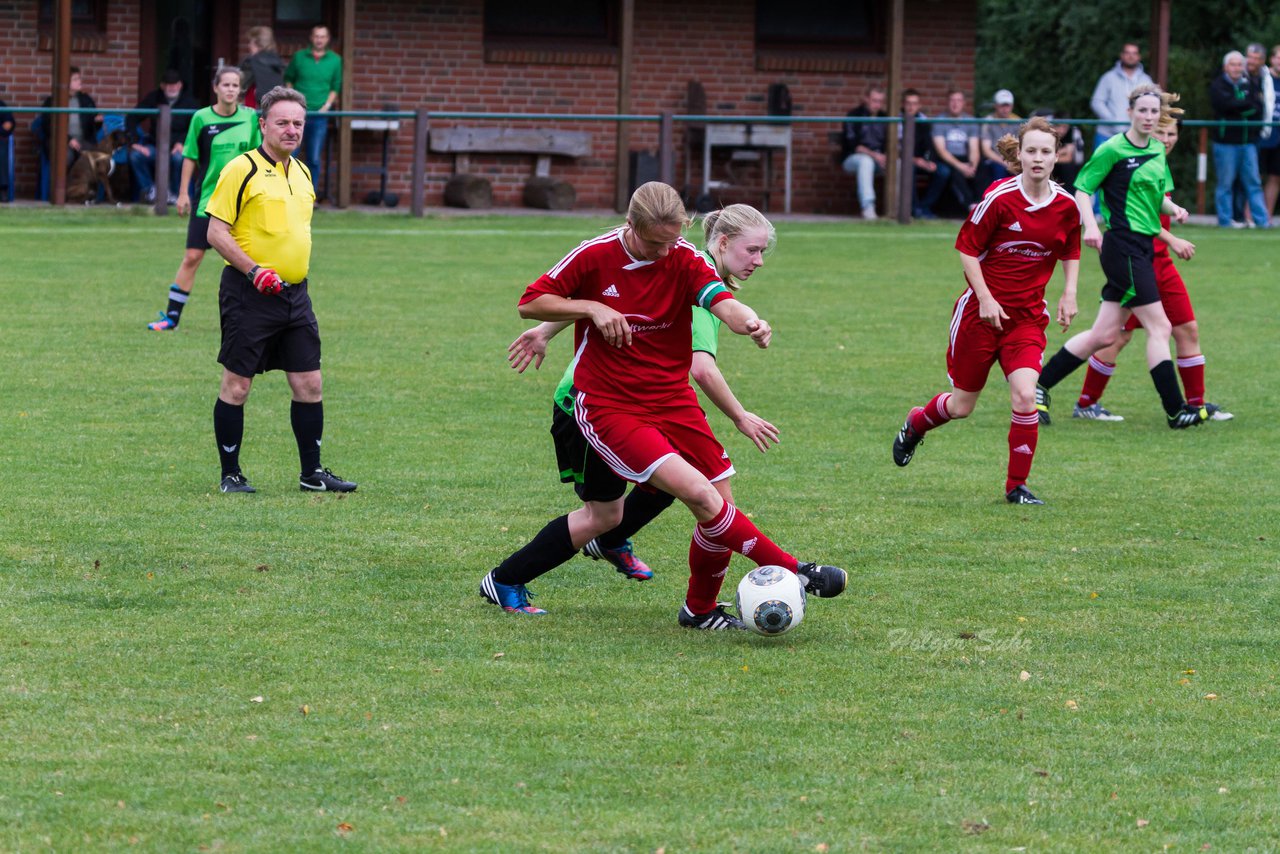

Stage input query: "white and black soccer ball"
[{"left": 736, "top": 565, "right": 806, "bottom": 636}]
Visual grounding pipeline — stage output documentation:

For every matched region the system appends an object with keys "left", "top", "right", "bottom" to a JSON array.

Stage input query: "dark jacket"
[
  {"left": 0, "top": 99, "right": 15, "bottom": 137},
  {"left": 1209, "top": 71, "right": 1263, "bottom": 144},
  {"left": 126, "top": 87, "right": 201, "bottom": 148},
  {"left": 36, "top": 92, "right": 99, "bottom": 152},
  {"left": 241, "top": 51, "right": 287, "bottom": 104},
  {"left": 842, "top": 104, "right": 888, "bottom": 159}
]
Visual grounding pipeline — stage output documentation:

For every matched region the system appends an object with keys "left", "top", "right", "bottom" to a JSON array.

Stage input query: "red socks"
[
  {"left": 1006, "top": 410, "right": 1039, "bottom": 494},
  {"left": 1077, "top": 356, "right": 1115, "bottom": 407},
  {"left": 686, "top": 502, "right": 797, "bottom": 614},
  {"left": 909, "top": 392, "right": 953, "bottom": 435},
  {"left": 1177, "top": 354, "right": 1205, "bottom": 406}
]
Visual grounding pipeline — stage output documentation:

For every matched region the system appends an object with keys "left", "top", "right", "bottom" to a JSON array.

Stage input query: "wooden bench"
[{"left": 428, "top": 126, "right": 591, "bottom": 209}]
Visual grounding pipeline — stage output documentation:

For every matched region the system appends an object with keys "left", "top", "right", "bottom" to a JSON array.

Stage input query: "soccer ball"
[{"left": 736, "top": 565, "right": 806, "bottom": 636}]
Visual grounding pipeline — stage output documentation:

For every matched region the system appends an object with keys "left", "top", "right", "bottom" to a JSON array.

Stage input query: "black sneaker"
[
  {"left": 678, "top": 603, "right": 747, "bottom": 630},
  {"left": 893, "top": 408, "right": 924, "bottom": 467},
  {"left": 220, "top": 472, "right": 256, "bottom": 493},
  {"left": 1035, "top": 385, "right": 1052, "bottom": 425},
  {"left": 1168, "top": 404, "right": 1207, "bottom": 430},
  {"left": 1005, "top": 484, "right": 1044, "bottom": 505},
  {"left": 796, "top": 562, "right": 847, "bottom": 598},
  {"left": 299, "top": 468, "right": 358, "bottom": 492}
]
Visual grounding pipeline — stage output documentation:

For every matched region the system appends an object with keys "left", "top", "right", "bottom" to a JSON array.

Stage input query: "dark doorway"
[{"left": 139, "top": 0, "right": 238, "bottom": 100}]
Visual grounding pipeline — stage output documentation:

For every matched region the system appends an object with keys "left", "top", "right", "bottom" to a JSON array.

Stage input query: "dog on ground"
[{"left": 66, "top": 130, "right": 128, "bottom": 204}]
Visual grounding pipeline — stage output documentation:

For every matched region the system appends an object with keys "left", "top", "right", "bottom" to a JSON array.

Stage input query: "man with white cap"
[{"left": 978, "top": 88, "right": 1021, "bottom": 189}]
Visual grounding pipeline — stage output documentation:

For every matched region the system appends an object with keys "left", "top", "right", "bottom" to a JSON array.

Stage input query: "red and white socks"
[
  {"left": 908, "top": 392, "right": 953, "bottom": 436},
  {"left": 1006, "top": 409, "right": 1039, "bottom": 494},
  {"left": 685, "top": 502, "right": 797, "bottom": 614}
]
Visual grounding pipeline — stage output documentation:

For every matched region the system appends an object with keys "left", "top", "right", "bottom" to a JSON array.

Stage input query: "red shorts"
[
  {"left": 1124, "top": 254, "right": 1196, "bottom": 331},
  {"left": 946, "top": 289, "right": 1048, "bottom": 392},
  {"left": 574, "top": 386, "right": 734, "bottom": 485}
]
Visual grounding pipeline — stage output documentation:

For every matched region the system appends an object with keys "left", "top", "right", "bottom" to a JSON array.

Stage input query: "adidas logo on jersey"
[
  {"left": 1012, "top": 443, "right": 1033, "bottom": 455},
  {"left": 602, "top": 284, "right": 620, "bottom": 297},
  {"left": 1008, "top": 221, "right": 1023, "bottom": 232},
  {"left": 741, "top": 537, "right": 758, "bottom": 555}
]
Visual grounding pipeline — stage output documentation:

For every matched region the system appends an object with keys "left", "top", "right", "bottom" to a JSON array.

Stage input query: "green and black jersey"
[
  {"left": 182, "top": 105, "right": 262, "bottom": 218},
  {"left": 1074, "top": 132, "right": 1172, "bottom": 235}
]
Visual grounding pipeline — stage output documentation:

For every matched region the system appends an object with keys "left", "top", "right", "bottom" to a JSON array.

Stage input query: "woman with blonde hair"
[
  {"left": 508, "top": 203, "right": 780, "bottom": 584},
  {"left": 893, "top": 116, "right": 1081, "bottom": 505},
  {"left": 485, "top": 185, "right": 846, "bottom": 628},
  {"left": 1032, "top": 84, "right": 1205, "bottom": 429}
]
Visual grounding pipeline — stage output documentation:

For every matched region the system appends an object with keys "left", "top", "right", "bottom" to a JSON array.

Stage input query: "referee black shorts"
[
  {"left": 186, "top": 211, "right": 212, "bottom": 251},
  {"left": 218, "top": 265, "right": 321, "bottom": 377},
  {"left": 1099, "top": 228, "right": 1160, "bottom": 308},
  {"left": 550, "top": 402, "right": 628, "bottom": 503}
]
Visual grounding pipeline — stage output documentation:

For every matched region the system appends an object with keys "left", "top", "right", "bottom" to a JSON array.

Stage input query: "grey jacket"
[{"left": 1090, "top": 61, "right": 1154, "bottom": 137}]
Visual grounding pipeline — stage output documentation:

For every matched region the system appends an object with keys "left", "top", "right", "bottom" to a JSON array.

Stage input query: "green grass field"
[{"left": 1, "top": 206, "right": 1278, "bottom": 851}]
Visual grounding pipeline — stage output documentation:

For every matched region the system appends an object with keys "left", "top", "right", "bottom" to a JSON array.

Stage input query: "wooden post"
[
  {"left": 898, "top": 112, "right": 916, "bottom": 224},
  {"left": 154, "top": 104, "right": 171, "bottom": 215},
  {"left": 1196, "top": 126, "right": 1208, "bottom": 215},
  {"left": 884, "top": 0, "right": 905, "bottom": 219},
  {"left": 658, "top": 111, "right": 674, "bottom": 186},
  {"left": 337, "top": 0, "right": 355, "bottom": 207},
  {"left": 50, "top": 0, "right": 72, "bottom": 205},
  {"left": 614, "top": 0, "right": 635, "bottom": 211},
  {"left": 1150, "top": 0, "right": 1171, "bottom": 88},
  {"left": 411, "top": 107, "right": 429, "bottom": 217}
]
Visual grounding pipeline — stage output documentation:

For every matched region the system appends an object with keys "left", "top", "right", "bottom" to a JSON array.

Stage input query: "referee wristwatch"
[{"left": 247, "top": 264, "right": 262, "bottom": 281}]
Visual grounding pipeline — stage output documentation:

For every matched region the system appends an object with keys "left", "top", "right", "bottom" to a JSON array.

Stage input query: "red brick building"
[{"left": 1, "top": 1, "right": 976, "bottom": 213}]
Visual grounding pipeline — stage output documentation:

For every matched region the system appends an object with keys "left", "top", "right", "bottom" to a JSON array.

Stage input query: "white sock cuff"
[
  {"left": 1087, "top": 355, "right": 1115, "bottom": 375},
  {"left": 1176, "top": 354, "right": 1205, "bottom": 368}
]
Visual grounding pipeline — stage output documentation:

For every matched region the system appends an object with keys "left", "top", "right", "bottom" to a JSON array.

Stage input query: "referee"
[{"left": 205, "top": 85, "right": 356, "bottom": 494}]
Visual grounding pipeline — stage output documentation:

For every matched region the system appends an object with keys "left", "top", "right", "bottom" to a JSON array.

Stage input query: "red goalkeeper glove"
[{"left": 249, "top": 265, "right": 284, "bottom": 296}]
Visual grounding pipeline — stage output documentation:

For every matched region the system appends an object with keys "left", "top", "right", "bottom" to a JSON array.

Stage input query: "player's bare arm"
[
  {"left": 1056, "top": 258, "right": 1079, "bottom": 331},
  {"left": 1158, "top": 228, "right": 1195, "bottom": 260},
  {"left": 1074, "top": 190, "right": 1104, "bottom": 250},
  {"left": 1161, "top": 196, "right": 1189, "bottom": 224},
  {"left": 959, "top": 251, "right": 1008, "bottom": 330},
  {"left": 709, "top": 298, "right": 770, "bottom": 348},
  {"left": 519, "top": 293, "right": 632, "bottom": 347},
  {"left": 508, "top": 320, "right": 572, "bottom": 373}
]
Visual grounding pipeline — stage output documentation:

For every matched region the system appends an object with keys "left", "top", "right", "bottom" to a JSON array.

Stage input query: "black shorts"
[
  {"left": 186, "top": 211, "right": 211, "bottom": 251},
  {"left": 218, "top": 265, "right": 321, "bottom": 377},
  {"left": 1099, "top": 229, "right": 1160, "bottom": 308},
  {"left": 550, "top": 402, "right": 628, "bottom": 503},
  {"left": 1260, "top": 144, "right": 1280, "bottom": 177}
]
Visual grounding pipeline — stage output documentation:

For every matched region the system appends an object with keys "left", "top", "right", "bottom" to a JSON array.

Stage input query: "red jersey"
[
  {"left": 955, "top": 176, "right": 1081, "bottom": 314},
  {"left": 520, "top": 228, "right": 732, "bottom": 406}
]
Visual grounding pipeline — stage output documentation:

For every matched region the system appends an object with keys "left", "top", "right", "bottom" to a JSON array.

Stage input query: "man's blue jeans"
[
  {"left": 1213, "top": 142, "right": 1269, "bottom": 227},
  {"left": 303, "top": 114, "right": 329, "bottom": 197}
]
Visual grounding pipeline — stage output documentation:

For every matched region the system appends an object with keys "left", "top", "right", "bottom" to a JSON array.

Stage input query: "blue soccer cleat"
[{"left": 479, "top": 570, "right": 547, "bottom": 615}]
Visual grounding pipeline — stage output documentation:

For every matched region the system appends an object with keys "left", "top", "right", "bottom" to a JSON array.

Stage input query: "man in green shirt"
[{"left": 284, "top": 24, "right": 342, "bottom": 199}]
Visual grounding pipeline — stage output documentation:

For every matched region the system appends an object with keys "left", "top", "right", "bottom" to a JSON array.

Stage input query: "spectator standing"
[
  {"left": 240, "top": 26, "right": 285, "bottom": 109},
  {"left": 284, "top": 24, "right": 342, "bottom": 200},
  {"left": 1091, "top": 42, "right": 1154, "bottom": 146},
  {"left": 1208, "top": 50, "right": 1269, "bottom": 228},
  {"left": 1239, "top": 43, "right": 1274, "bottom": 225},
  {"left": 1262, "top": 44, "right": 1280, "bottom": 216},
  {"left": 932, "top": 89, "right": 981, "bottom": 212},
  {"left": 978, "top": 89, "right": 1021, "bottom": 189},
  {"left": 204, "top": 85, "right": 357, "bottom": 495},
  {"left": 126, "top": 69, "right": 200, "bottom": 204},
  {"left": 840, "top": 84, "right": 888, "bottom": 220},
  {"left": 901, "top": 88, "right": 949, "bottom": 219}
]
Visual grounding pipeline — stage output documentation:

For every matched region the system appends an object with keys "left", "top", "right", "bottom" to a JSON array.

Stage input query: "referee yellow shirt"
[{"left": 206, "top": 146, "right": 315, "bottom": 284}]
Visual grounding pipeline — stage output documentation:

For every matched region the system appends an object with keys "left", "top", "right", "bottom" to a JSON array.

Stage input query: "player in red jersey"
[
  {"left": 1071, "top": 120, "right": 1233, "bottom": 422},
  {"left": 892, "top": 117, "right": 1081, "bottom": 505},
  {"left": 480, "top": 183, "right": 846, "bottom": 629}
]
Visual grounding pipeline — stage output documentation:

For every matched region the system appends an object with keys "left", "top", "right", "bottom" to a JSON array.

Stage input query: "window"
[
  {"left": 484, "top": 0, "right": 618, "bottom": 65},
  {"left": 755, "top": 0, "right": 885, "bottom": 72},
  {"left": 38, "top": 0, "right": 108, "bottom": 45},
  {"left": 273, "top": 0, "right": 339, "bottom": 48}
]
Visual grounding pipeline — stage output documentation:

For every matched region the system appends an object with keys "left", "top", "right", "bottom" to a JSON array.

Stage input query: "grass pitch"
[{"left": 1, "top": 206, "right": 1277, "bottom": 851}]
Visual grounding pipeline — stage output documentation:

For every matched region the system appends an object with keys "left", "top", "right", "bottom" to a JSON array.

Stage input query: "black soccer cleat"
[
  {"left": 300, "top": 467, "right": 358, "bottom": 492},
  {"left": 678, "top": 603, "right": 747, "bottom": 630},
  {"left": 796, "top": 562, "right": 847, "bottom": 598},
  {"left": 219, "top": 472, "right": 256, "bottom": 493},
  {"left": 1035, "top": 384, "right": 1052, "bottom": 425},
  {"left": 1005, "top": 484, "right": 1045, "bottom": 505},
  {"left": 893, "top": 408, "right": 924, "bottom": 467},
  {"left": 1168, "top": 404, "right": 1207, "bottom": 430}
]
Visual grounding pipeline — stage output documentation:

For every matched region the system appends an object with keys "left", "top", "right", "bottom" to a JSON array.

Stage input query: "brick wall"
[
  {"left": 1, "top": 0, "right": 976, "bottom": 213},
  {"left": 0, "top": 1, "right": 141, "bottom": 196}
]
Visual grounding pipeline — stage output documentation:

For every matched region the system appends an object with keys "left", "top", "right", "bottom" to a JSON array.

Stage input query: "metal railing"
[{"left": 10, "top": 104, "right": 1280, "bottom": 219}]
